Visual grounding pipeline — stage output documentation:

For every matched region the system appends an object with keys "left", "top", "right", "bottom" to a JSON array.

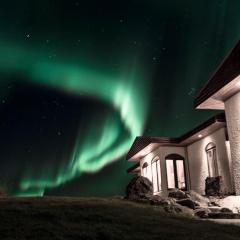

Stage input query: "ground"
[{"left": 0, "top": 197, "right": 240, "bottom": 240}]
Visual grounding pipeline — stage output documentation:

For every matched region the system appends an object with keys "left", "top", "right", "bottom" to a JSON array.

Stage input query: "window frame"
[
  {"left": 165, "top": 154, "right": 187, "bottom": 191},
  {"left": 205, "top": 142, "right": 218, "bottom": 177},
  {"left": 151, "top": 157, "right": 161, "bottom": 193}
]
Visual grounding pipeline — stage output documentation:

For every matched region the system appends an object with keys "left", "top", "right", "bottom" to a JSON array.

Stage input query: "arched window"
[
  {"left": 165, "top": 154, "right": 186, "bottom": 190},
  {"left": 151, "top": 157, "right": 161, "bottom": 193},
  {"left": 205, "top": 143, "right": 218, "bottom": 177},
  {"left": 142, "top": 162, "right": 149, "bottom": 178}
]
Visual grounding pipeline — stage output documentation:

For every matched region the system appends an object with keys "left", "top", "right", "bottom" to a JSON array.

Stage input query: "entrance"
[{"left": 165, "top": 154, "right": 186, "bottom": 190}]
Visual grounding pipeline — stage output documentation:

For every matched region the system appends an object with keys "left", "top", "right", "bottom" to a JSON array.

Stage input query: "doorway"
[{"left": 165, "top": 154, "right": 186, "bottom": 190}]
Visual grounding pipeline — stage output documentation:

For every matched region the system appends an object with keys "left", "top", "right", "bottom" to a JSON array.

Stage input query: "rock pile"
[{"left": 125, "top": 177, "right": 239, "bottom": 219}]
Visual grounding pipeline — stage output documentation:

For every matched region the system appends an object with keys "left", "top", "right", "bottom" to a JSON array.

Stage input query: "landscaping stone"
[
  {"left": 194, "top": 208, "right": 210, "bottom": 218},
  {"left": 208, "top": 212, "right": 240, "bottom": 219},
  {"left": 164, "top": 203, "right": 194, "bottom": 216},
  {"left": 208, "top": 207, "right": 222, "bottom": 213},
  {"left": 221, "top": 208, "right": 233, "bottom": 213},
  {"left": 126, "top": 176, "right": 153, "bottom": 200},
  {"left": 189, "top": 190, "right": 210, "bottom": 207},
  {"left": 176, "top": 198, "right": 196, "bottom": 209},
  {"left": 168, "top": 189, "right": 189, "bottom": 200},
  {"left": 205, "top": 176, "right": 224, "bottom": 196}
]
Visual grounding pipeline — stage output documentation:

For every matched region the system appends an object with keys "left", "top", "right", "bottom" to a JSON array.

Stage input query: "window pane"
[
  {"left": 176, "top": 160, "right": 185, "bottom": 189},
  {"left": 156, "top": 160, "right": 161, "bottom": 191},
  {"left": 207, "top": 149, "right": 218, "bottom": 177},
  {"left": 152, "top": 162, "right": 158, "bottom": 192},
  {"left": 143, "top": 166, "right": 150, "bottom": 180},
  {"left": 166, "top": 160, "right": 175, "bottom": 189}
]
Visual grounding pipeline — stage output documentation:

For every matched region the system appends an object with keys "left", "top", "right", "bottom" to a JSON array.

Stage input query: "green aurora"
[
  {"left": 0, "top": 41, "right": 148, "bottom": 196},
  {"left": 0, "top": 0, "right": 239, "bottom": 196}
]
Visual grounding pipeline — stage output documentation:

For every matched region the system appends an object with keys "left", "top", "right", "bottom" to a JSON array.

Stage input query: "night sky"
[{"left": 0, "top": 0, "right": 239, "bottom": 196}]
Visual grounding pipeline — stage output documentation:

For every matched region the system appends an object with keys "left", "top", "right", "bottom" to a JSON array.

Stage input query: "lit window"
[
  {"left": 151, "top": 157, "right": 161, "bottom": 193},
  {"left": 205, "top": 143, "right": 218, "bottom": 177},
  {"left": 166, "top": 154, "right": 186, "bottom": 190},
  {"left": 142, "top": 162, "right": 149, "bottom": 178}
]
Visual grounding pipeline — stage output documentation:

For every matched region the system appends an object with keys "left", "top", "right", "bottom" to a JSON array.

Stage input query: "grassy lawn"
[{"left": 0, "top": 197, "right": 239, "bottom": 240}]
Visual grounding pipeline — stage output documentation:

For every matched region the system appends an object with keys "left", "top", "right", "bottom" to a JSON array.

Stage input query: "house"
[{"left": 126, "top": 40, "right": 240, "bottom": 196}]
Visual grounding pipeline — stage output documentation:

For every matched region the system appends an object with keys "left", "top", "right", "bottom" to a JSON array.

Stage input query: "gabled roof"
[
  {"left": 194, "top": 40, "right": 240, "bottom": 108},
  {"left": 126, "top": 113, "right": 226, "bottom": 161}
]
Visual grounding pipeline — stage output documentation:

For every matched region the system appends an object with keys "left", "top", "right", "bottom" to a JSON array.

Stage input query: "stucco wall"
[
  {"left": 187, "top": 127, "right": 232, "bottom": 195},
  {"left": 225, "top": 91, "right": 240, "bottom": 195},
  {"left": 140, "top": 146, "right": 186, "bottom": 196}
]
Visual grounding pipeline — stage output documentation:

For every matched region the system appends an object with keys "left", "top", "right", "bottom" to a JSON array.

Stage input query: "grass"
[{"left": 0, "top": 197, "right": 239, "bottom": 240}]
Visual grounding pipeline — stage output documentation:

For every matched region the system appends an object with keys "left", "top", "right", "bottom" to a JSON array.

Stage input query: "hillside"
[{"left": 0, "top": 197, "right": 239, "bottom": 240}]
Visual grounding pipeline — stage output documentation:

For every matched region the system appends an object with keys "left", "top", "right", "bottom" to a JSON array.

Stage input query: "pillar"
[{"left": 224, "top": 91, "right": 240, "bottom": 195}]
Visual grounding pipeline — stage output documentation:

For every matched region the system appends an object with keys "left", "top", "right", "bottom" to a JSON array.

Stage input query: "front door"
[{"left": 166, "top": 157, "right": 186, "bottom": 190}]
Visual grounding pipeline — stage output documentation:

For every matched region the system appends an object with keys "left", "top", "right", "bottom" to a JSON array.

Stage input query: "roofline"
[
  {"left": 126, "top": 113, "right": 225, "bottom": 160},
  {"left": 178, "top": 113, "right": 225, "bottom": 142},
  {"left": 127, "top": 162, "right": 140, "bottom": 174},
  {"left": 194, "top": 40, "right": 240, "bottom": 108}
]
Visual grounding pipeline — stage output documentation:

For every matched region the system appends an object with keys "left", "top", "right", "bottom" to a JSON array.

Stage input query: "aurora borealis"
[{"left": 0, "top": 0, "right": 239, "bottom": 196}]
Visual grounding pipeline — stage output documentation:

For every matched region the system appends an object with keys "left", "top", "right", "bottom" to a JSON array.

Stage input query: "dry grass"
[{"left": 0, "top": 197, "right": 239, "bottom": 240}]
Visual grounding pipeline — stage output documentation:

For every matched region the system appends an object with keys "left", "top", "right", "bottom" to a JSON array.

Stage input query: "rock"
[
  {"left": 208, "top": 207, "right": 222, "bottom": 213},
  {"left": 205, "top": 176, "right": 224, "bottom": 196},
  {"left": 209, "top": 201, "right": 221, "bottom": 207},
  {"left": 176, "top": 198, "right": 196, "bottom": 209},
  {"left": 194, "top": 208, "right": 210, "bottom": 218},
  {"left": 208, "top": 212, "right": 240, "bottom": 219},
  {"left": 164, "top": 203, "right": 194, "bottom": 216},
  {"left": 168, "top": 189, "right": 189, "bottom": 200},
  {"left": 148, "top": 195, "right": 172, "bottom": 206},
  {"left": 126, "top": 176, "right": 153, "bottom": 200},
  {"left": 189, "top": 190, "right": 210, "bottom": 207},
  {"left": 221, "top": 207, "right": 233, "bottom": 213}
]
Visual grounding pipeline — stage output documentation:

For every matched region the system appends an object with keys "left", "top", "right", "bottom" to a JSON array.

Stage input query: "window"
[
  {"left": 205, "top": 143, "right": 218, "bottom": 177},
  {"left": 165, "top": 154, "right": 186, "bottom": 190},
  {"left": 142, "top": 162, "right": 149, "bottom": 178},
  {"left": 151, "top": 157, "right": 161, "bottom": 193}
]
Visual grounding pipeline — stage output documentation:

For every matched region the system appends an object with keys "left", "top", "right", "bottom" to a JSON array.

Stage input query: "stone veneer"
[{"left": 225, "top": 91, "right": 240, "bottom": 195}]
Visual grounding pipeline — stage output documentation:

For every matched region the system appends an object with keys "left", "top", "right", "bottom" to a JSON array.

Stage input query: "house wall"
[
  {"left": 140, "top": 146, "right": 186, "bottom": 197},
  {"left": 225, "top": 91, "right": 240, "bottom": 195},
  {"left": 187, "top": 127, "right": 232, "bottom": 195}
]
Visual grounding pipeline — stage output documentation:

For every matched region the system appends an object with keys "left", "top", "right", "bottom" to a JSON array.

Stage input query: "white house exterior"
[{"left": 127, "top": 40, "right": 240, "bottom": 196}]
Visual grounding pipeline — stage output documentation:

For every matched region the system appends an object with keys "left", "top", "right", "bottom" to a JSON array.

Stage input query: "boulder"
[
  {"left": 188, "top": 190, "right": 210, "bottom": 207},
  {"left": 164, "top": 203, "right": 194, "bottom": 216},
  {"left": 176, "top": 198, "right": 196, "bottom": 209},
  {"left": 208, "top": 207, "right": 222, "bottom": 213},
  {"left": 208, "top": 212, "right": 240, "bottom": 219},
  {"left": 194, "top": 208, "right": 210, "bottom": 218},
  {"left": 221, "top": 207, "right": 233, "bottom": 213},
  {"left": 126, "top": 176, "right": 153, "bottom": 200},
  {"left": 205, "top": 176, "right": 224, "bottom": 196},
  {"left": 145, "top": 195, "right": 172, "bottom": 206},
  {"left": 168, "top": 189, "right": 189, "bottom": 200}
]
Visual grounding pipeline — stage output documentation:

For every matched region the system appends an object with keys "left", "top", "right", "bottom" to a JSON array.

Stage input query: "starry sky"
[{"left": 0, "top": 0, "right": 239, "bottom": 196}]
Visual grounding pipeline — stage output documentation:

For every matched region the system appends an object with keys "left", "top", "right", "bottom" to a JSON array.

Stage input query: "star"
[{"left": 26, "top": 34, "right": 30, "bottom": 39}]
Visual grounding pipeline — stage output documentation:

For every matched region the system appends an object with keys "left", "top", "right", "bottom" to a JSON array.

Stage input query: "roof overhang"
[
  {"left": 194, "top": 40, "right": 240, "bottom": 109},
  {"left": 126, "top": 113, "right": 226, "bottom": 161},
  {"left": 196, "top": 75, "right": 240, "bottom": 110},
  {"left": 127, "top": 162, "right": 140, "bottom": 174}
]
